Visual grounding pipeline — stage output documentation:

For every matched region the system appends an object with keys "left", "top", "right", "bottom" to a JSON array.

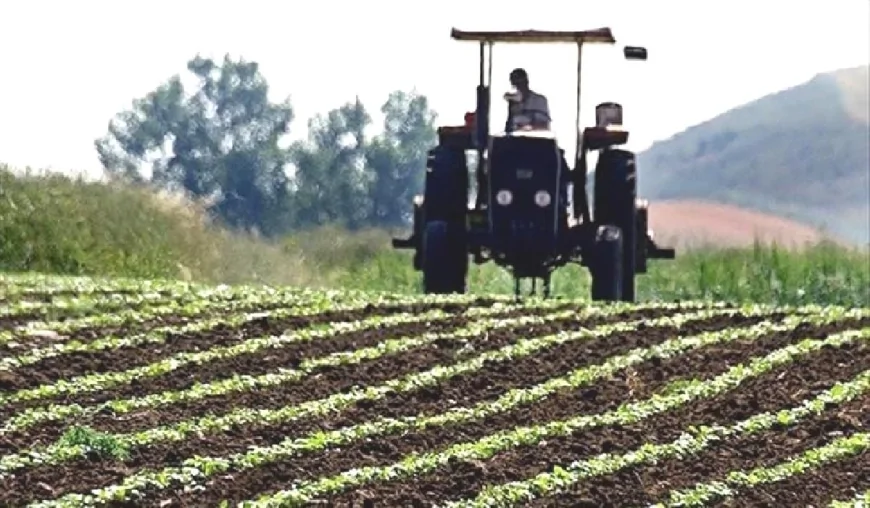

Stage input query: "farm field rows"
[{"left": 0, "top": 273, "right": 867, "bottom": 507}]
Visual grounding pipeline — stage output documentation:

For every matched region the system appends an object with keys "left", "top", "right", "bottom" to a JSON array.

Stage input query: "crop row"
[
  {"left": 0, "top": 300, "right": 712, "bottom": 464},
  {"left": 0, "top": 290, "right": 187, "bottom": 322},
  {"left": 240, "top": 328, "right": 869, "bottom": 507},
  {"left": 0, "top": 304, "right": 504, "bottom": 405},
  {"left": 0, "top": 284, "right": 303, "bottom": 343},
  {"left": 7, "top": 305, "right": 863, "bottom": 506},
  {"left": 651, "top": 432, "right": 867, "bottom": 507},
  {"left": 0, "top": 273, "right": 207, "bottom": 300},
  {"left": 4, "top": 285, "right": 692, "bottom": 362},
  {"left": 0, "top": 285, "right": 312, "bottom": 353},
  {"left": 0, "top": 282, "right": 510, "bottom": 351},
  {"left": 829, "top": 491, "right": 870, "bottom": 507},
  {"left": 0, "top": 298, "right": 725, "bottom": 436},
  {"left": 0, "top": 288, "right": 513, "bottom": 370}
]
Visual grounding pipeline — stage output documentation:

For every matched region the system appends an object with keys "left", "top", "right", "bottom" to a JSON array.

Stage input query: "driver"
[{"left": 505, "top": 68, "right": 551, "bottom": 131}]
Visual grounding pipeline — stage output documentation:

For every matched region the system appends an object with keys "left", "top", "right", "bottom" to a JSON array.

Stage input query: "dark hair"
[{"left": 510, "top": 68, "right": 528, "bottom": 81}]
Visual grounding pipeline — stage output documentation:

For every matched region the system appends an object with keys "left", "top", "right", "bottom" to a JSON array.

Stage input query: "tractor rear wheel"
[
  {"left": 590, "top": 225, "right": 623, "bottom": 302},
  {"left": 422, "top": 220, "right": 468, "bottom": 294},
  {"left": 593, "top": 149, "right": 638, "bottom": 302}
]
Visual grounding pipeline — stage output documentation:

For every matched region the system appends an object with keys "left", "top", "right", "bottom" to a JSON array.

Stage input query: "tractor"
[{"left": 391, "top": 27, "right": 675, "bottom": 301}]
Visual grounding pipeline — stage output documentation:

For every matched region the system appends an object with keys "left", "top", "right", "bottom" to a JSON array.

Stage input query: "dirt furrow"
[
  {"left": 0, "top": 289, "right": 172, "bottom": 304},
  {"left": 528, "top": 396, "right": 869, "bottom": 507},
  {"left": 316, "top": 333, "right": 870, "bottom": 506},
  {"left": 123, "top": 314, "right": 823, "bottom": 506},
  {"left": 710, "top": 453, "right": 870, "bottom": 507},
  {"left": 1, "top": 300, "right": 489, "bottom": 392},
  {"left": 0, "top": 301, "right": 501, "bottom": 417},
  {"left": 0, "top": 308, "right": 673, "bottom": 486},
  {"left": 72, "top": 305, "right": 658, "bottom": 432},
  {"left": 0, "top": 294, "right": 206, "bottom": 331},
  {"left": 0, "top": 305, "right": 585, "bottom": 448},
  {"left": 0, "top": 311, "right": 760, "bottom": 504},
  {"left": 284, "top": 312, "right": 767, "bottom": 432},
  {"left": 198, "top": 318, "right": 863, "bottom": 497},
  {"left": 0, "top": 298, "right": 294, "bottom": 359},
  {"left": 0, "top": 315, "right": 474, "bottom": 429}
]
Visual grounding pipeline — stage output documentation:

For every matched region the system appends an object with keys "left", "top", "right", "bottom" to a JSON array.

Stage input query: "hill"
[
  {"left": 637, "top": 65, "right": 870, "bottom": 245},
  {"left": 646, "top": 200, "right": 839, "bottom": 249}
]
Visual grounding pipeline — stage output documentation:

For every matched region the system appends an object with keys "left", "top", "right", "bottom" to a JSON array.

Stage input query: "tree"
[
  {"left": 96, "top": 51, "right": 440, "bottom": 235},
  {"left": 289, "top": 97, "right": 372, "bottom": 229},
  {"left": 94, "top": 54, "right": 294, "bottom": 236},
  {"left": 365, "top": 90, "right": 438, "bottom": 228}
]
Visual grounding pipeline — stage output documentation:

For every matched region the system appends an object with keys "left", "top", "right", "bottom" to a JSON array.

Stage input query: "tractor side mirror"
[{"left": 624, "top": 46, "right": 647, "bottom": 60}]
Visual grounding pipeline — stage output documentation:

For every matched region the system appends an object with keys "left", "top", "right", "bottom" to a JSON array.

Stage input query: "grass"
[
  {"left": 1, "top": 164, "right": 867, "bottom": 306},
  {"left": 329, "top": 235, "right": 869, "bottom": 307}
]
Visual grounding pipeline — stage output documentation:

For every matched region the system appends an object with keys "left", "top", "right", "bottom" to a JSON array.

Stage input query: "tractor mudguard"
[
  {"left": 594, "top": 148, "right": 637, "bottom": 302},
  {"left": 423, "top": 145, "right": 468, "bottom": 225}
]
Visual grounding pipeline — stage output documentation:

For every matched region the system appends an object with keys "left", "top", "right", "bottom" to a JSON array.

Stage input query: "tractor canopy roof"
[{"left": 450, "top": 27, "right": 616, "bottom": 44}]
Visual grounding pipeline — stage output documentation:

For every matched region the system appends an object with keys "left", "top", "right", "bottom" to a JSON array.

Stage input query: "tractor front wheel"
[
  {"left": 422, "top": 220, "right": 468, "bottom": 294},
  {"left": 589, "top": 225, "right": 623, "bottom": 302}
]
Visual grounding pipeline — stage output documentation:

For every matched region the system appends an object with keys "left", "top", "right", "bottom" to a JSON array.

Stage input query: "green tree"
[
  {"left": 289, "top": 97, "right": 373, "bottom": 229},
  {"left": 366, "top": 90, "right": 438, "bottom": 228},
  {"left": 94, "top": 54, "right": 294, "bottom": 235}
]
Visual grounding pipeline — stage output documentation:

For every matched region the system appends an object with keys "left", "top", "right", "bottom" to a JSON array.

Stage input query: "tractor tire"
[
  {"left": 590, "top": 225, "right": 623, "bottom": 302},
  {"left": 593, "top": 149, "right": 638, "bottom": 302},
  {"left": 422, "top": 220, "right": 468, "bottom": 294}
]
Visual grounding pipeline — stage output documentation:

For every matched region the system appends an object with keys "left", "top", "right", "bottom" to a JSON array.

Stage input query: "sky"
[{"left": 1, "top": 0, "right": 868, "bottom": 179}]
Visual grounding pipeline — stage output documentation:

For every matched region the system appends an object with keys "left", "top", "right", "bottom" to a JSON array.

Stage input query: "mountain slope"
[
  {"left": 646, "top": 200, "right": 841, "bottom": 250},
  {"left": 637, "top": 65, "right": 869, "bottom": 245}
]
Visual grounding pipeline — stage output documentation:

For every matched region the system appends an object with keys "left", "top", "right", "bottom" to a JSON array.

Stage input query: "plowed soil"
[
  {"left": 0, "top": 293, "right": 865, "bottom": 508},
  {"left": 321, "top": 334, "right": 870, "bottom": 506}
]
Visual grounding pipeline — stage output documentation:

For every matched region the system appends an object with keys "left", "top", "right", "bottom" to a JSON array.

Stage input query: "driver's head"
[{"left": 509, "top": 68, "right": 529, "bottom": 91}]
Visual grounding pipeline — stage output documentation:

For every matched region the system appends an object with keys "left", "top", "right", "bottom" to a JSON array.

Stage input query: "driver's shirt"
[{"left": 509, "top": 90, "right": 551, "bottom": 130}]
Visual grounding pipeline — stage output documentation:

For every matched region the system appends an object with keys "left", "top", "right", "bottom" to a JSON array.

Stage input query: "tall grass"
[
  {"left": 0, "top": 166, "right": 310, "bottom": 287},
  {"left": 324, "top": 230, "right": 869, "bottom": 307},
  {"left": 1, "top": 165, "right": 867, "bottom": 306}
]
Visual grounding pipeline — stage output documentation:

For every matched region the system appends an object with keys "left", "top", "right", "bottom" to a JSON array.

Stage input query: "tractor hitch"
[
  {"left": 391, "top": 236, "right": 415, "bottom": 249},
  {"left": 648, "top": 244, "right": 676, "bottom": 259}
]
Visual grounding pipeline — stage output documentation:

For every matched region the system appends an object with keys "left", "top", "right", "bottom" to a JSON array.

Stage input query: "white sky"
[{"left": 1, "top": 0, "right": 868, "bottom": 178}]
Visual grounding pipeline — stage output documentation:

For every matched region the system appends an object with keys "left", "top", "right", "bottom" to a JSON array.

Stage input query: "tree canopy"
[{"left": 95, "top": 54, "right": 437, "bottom": 236}]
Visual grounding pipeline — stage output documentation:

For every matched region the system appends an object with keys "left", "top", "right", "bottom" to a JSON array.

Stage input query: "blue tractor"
[{"left": 392, "top": 27, "right": 675, "bottom": 300}]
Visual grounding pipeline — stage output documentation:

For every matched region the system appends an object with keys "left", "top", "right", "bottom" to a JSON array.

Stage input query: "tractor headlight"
[
  {"left": 496, "top": 189, "right": 513, "bottom": 206},
  {"left": 413, "top": 194, "right": 425, "bottom": 206},
  {"left": 534, "top": 190, "right": 551, "bottom": 207}
]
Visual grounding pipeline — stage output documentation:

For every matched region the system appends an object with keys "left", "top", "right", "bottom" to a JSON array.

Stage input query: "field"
[{"left": 0, "top": 273, "right": 866, "bottom": 507}]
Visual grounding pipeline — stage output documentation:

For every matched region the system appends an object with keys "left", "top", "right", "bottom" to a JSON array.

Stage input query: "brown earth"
[
  {"left": 0, "top": 305, "right": 686, "bottom": 501},
  {"left": 0, "top": 299, "right": 865, "bottom": 507},
  {"left": 321, "top": 333, "right": 870, "bottom": 506},
  {"left": 647, "top": 199, "right": 844, "bottom": 249},
  {"left": 0, "top": 298, "right": 503, "bottom": 401}
]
